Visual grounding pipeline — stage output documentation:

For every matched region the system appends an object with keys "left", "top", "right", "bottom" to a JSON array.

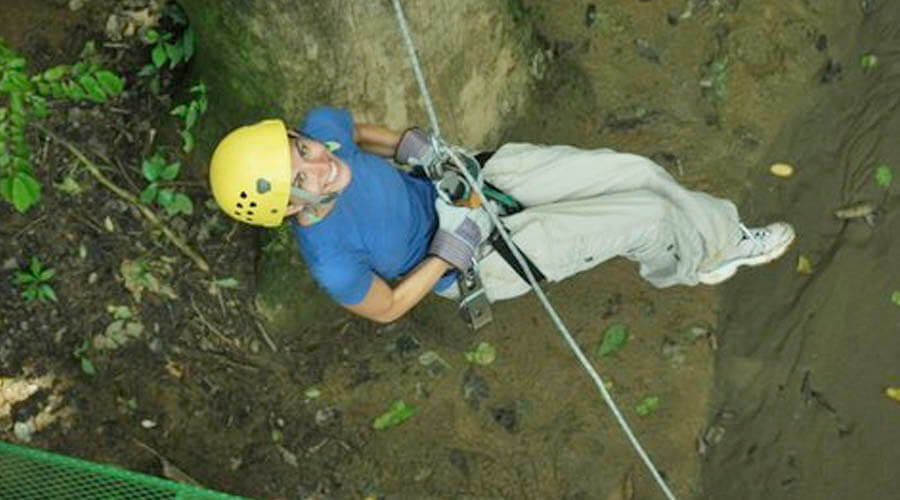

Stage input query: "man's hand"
[
  {"left": 429, "top": 198, "right": 494, "bottom": 271},
  {"left": 395, "top": 127, "right": 442, "bottom": 173}
]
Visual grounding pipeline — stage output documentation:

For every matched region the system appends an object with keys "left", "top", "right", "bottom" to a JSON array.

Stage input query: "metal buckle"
[{"left": 457, "top": 266, "right": 492, "bottom": 330}]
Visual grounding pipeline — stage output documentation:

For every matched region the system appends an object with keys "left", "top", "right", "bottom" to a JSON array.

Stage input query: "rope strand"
[{"left": 389, "top": 1, "right": 678, "bottom": 499}]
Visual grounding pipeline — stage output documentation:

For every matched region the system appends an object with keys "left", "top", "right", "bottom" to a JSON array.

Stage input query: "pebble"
[
  {"left": 14, "top": 421, "right": 34, "bottom": 442},
  {"left": 140, "top": 419, "right": 157, "bottom": 429}
]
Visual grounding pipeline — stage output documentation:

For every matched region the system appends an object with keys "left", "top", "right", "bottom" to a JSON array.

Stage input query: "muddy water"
[{"left": 703, "top": 3, "right": 900, "bottom": 499}]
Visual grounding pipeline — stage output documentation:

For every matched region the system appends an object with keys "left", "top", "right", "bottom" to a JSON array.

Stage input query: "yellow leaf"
[
  {"left": 885, "top": 387, "right": 900, "bottom": 403},
  {"left": 796, "top": 255, "right": 813, "bottom": 274}
]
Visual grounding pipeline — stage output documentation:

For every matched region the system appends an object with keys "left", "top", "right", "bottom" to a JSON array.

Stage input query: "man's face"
[{"left": 285, "top": 136, "right": 351, "bottom": 216}]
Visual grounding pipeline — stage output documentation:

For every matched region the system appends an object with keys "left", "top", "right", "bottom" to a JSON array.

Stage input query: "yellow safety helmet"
[{"left": 209, "top": 119, "right": 292, "bottom": 227}]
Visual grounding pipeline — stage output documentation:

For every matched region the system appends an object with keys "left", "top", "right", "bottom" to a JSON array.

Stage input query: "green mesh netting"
[{"left": 0, "top": 440, "right": 251, "bottom": 500}]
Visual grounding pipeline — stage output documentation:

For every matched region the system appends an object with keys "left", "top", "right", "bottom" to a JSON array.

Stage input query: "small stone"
[
  {"left": 14, "top": 421, "right": 33, "bottom": 442},
  {"left": 140, "top": 419, "right": 157, "bottom": 429}
]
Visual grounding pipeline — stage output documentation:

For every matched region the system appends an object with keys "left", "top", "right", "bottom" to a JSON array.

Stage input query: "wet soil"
[{"left": 2, "top": 1, "right": 898, "bottom": 500}]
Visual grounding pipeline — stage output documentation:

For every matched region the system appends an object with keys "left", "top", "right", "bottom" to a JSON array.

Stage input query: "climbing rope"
[{"left": 389, "top": 1, "right": 678, "bottom": 499}]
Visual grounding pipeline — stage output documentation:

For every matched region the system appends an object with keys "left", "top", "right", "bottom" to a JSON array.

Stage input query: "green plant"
[
  {"left": 72, "top": 339, "right": 96, "bottom": 375},
  {"left": 12, "top": 256, "right": 57, "bottom": 302},
  {"left": 0, "top": 39, "right": 124, "bottom": 212},
  {"left": 139, "top": 152, "right": 194, "bottom": 216},
  {"left": 170, "top": 82, "right": 207, "bottom": 153},
  {"left": 137, "top": 5, "right": 195, "bottom": 94}
]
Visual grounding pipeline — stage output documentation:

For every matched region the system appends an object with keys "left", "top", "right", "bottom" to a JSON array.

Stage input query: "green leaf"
[
  {"left": 70, "top": 61, "right": 88, "bottom": 77},
  {"left": 94, "top": 70, "right": 124, "bottom": 96},
  {"left": 0, "top": 176, "right": 12, "bottom": 201},
  {"left": 62, "top": 81, "right": 87, "bottom": 101},
  {"left": 77, "top": 74, "right": 107, "bottom": 103},
  {"left": 157, "top": 187, "right": 175, "bottom": 206},
  {"left": 29, "top": 256, "right": 42, "bottom": 275},
  {"left": 860, "top": 53, "right": 879, "bottom": 71},
  {"left": 137, "top": 64, "right": 157, "bottom": 77},
  {"left": 180, "top": 129, "right": 194, "bottom": 153},
  {"left": 160, "top": 161, "right": 180, "bottom": 181},
  {"left": 183, "top": 27, "right": 195, "bottom": 61},
  {"left": 169, "top": 104, "right": 187, "bottom": 118},
  {"left": 213, "top": 277, "right": 239, "bottom": 289},
  {"left": 167, "top": 193, "right": 193, "bottom": 216},
  {"left": 140, "top": 183, "right": 158, "bottom": 204},
  {"left": 464, "top": 341, "right": 496, "bottom": 365},
  {"left": 3, "top": 71, "right": 32, "bottom": 92},
  {"left": 5, "top": 57, "right": 26, "bottom": 70},
  {"left": 145, "top": 29, "right": 160, "bottom": 44},
  {"left": 49, "top": 81, "right": 64, "bottom": 99},
  {"left": 875, "top": 164, "right": 893, "bottom": 188},
  {"left": 80, "top": 357, "right": 96, "bottom": 375},
  {"left": 151, "top": 44, "right": 167, "bottom": 68},
  {"left": 891, "top": 291, "right": 900, "bottom": 306},
  {"left": 372, "top": 400, "right": 418, "bottom": 430},
  {"left": 29, "top": 95, "right": 48, "bottom": 119},
  {"left": 12, "top": 271, "right": 35, "bottom": 285},
  {"left": 142, "top": 155, "right": 164, "bottom": 181},
  {"left": 597, "top": 323, "right": 628, "bottom": 358},
  {"left": 184, "top": 104, "right": 198, "bottom": 129},
  {"left": 42, "top": 65, "right": 68, "bottom": 82},
  {"left": 39, "top": 283, "right": 57, "bottom": 302},
  {"left": 165, "top": 42, "right": 184, "bottom": 69},
  {"left": 22, "top": 287, "right": 37, "bottom": 302},
  {"left": 39, "top": 268, "right": 55, "bottom": 281},
  {"left": 11, "top": 172, "right": 40, "bottom": 212},
  {"left": 635, "top": 396, "right": 660, "bottom": 417}
]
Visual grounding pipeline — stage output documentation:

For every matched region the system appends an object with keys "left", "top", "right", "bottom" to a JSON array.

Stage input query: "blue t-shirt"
[{"left": 290, "top": 107, "right": 456, "bottom": 304}]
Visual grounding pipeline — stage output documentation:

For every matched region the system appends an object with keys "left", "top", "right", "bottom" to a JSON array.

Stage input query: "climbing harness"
[
  {"left": 389, "top": 1, "right": 678, "bottom": 499},
  {"left": 408, "top": 141, "right": 542, "bottom": 329}
]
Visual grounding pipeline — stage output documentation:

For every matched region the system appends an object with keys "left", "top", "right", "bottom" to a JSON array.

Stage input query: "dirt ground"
[{"left": 1, "top": 1, "right": 896, "bottom": 499}]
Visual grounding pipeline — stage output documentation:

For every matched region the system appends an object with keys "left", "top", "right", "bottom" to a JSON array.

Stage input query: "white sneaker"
[{"left": 698, "top": 222, "right": 795, "bottom": 285}]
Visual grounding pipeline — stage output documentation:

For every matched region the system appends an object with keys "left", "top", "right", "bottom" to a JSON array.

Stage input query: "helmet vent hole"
[
  {"left": 247, "top": 211, "right": 254, "bottom": 215},
  {"left": 240, "top": 191, "right": 248, "bottom": 199},
  {"left": 270, "top": 209, "right": 277, "bottom": 214},
  {"left": 234, "top": 211, "right": 241, "bottom": 216},
  {"left": 250, "top": 202, "right": 257, "bottom": 208},
  {"left": 236, "top": 203, "right": 243, "bottom": 208}
]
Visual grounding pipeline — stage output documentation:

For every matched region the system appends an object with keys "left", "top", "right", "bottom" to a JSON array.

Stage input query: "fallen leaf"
[
  {"left": 796, "top": 255, "right": 813, "bottom": 274},
  {"left": 464, "top": 342, "right": 496, "bottom": 365},
  {"left": 635, "top": 396, "right": 661, "bottom": 416},
  {"left": 875, "top": 164, "right": 893, "bottom": 188},
  {"left": 597, "top": 323, "right": 628, "bottom": 358},
  {"left": 372, "top": 400, "right": 417, "bottom": 430},
  {"left": 885, "top": 387, "right": 900, "bottom": 404}
]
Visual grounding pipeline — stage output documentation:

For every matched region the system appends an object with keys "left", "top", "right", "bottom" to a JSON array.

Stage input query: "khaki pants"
[{"left": 449, "top": 143, "right": 740, "bottom": 302}]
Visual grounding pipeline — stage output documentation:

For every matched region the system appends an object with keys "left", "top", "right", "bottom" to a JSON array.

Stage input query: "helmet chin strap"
[{"left": 290, "top": 186, "right": 337, "bottom": 206}]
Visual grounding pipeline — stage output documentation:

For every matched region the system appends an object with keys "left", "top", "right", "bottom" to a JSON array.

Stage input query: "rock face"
[{"left": 181, "top": 0, "right": 537, "bottom": 149}]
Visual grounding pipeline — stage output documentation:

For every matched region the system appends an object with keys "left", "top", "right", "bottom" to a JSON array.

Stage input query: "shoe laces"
[{"left": 737, "top": 223, "right": 769, "bottom": 253}]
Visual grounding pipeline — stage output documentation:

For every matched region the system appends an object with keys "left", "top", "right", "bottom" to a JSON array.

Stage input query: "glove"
[
  {"left": 395, "top": 127, "right": 442, "bottom": 175},
  {"left": 429, "top": 197, "right": 495, "bottom": 271}
]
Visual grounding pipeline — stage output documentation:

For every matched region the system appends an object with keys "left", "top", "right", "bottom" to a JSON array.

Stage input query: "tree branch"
[{"left": 33, "top": 123, "right": 210, "bottom": 273}]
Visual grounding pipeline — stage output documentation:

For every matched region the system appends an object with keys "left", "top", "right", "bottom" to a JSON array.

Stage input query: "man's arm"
[
  {"left": 354, "top": 123, "right": 402, "bottom": 157},
  {"left": 344, "top": 257, "right": 452, "bottom": 323}
]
